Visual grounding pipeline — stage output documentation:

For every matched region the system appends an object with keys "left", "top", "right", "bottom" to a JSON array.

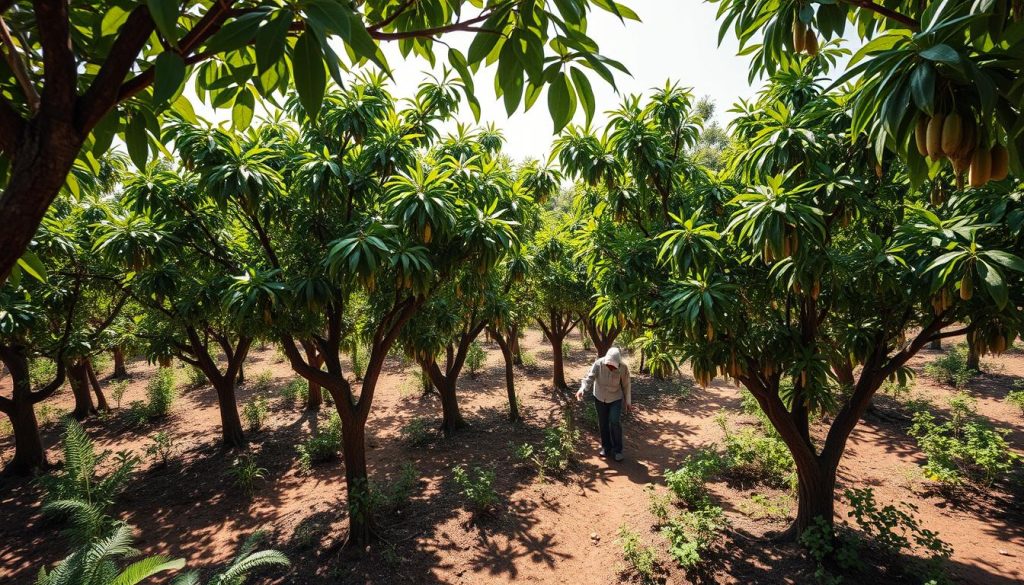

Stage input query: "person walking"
[{"left": 575, "top": 346, "right": 631, "bottom": 461}]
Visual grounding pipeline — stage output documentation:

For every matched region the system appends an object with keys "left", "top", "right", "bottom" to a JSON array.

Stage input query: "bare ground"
[{"left": 1, "top": 329, "right": 1022, "bottom": 584}]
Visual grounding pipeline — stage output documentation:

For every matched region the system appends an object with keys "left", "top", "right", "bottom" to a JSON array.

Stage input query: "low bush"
[
  {"left": 296, "top": 413, "right": 343, "bottom": 472},
  {"left": 664, "top": 448, "right": 722, "bottom": 508},
  {"left": 618, "top": 525, "right": 660, "bottom": 584},
  {"left": 186, "top": 366, "right": 207, "bottom": 387},
  {"left": 452, "top": 464, "right": 498, "bottom": 512},
  {"left": 243, "top": 395, "right": 269, "bottom": 432},
  {"left": 144, "top": 431, "right": 175, "bottom": 466},
  {"left": 909, "top": 395, "right": 1018, "bottom": 487},
  {"left": 646, "top": 484, "right": 672, "bottom": 523},
  {"left": 738, "top": 493, "right": 791, "bottom": 521},
  {"left": 717, "top": 416, "right": 795, "bottom": 490},
  {"left": 228, "top": 455, "right": 267, "bottom": 497},
  {"left": 800, "top": 516, "right": 861, "bottom": 585},
  {"left": 250, "top": 370, "right": 274, "bottom": 393},
  {"left": 372, "top": 463, "right": 420, "bottom": 515},
  {"left": 349, "top": 341, "right": 366, "bottom": 380},
  {"left": 280, "top": 378, "right": 308, "bottom": 404},
  {"left": 519, "top": 351, "right": 538, "bottom": 369},
  {"left": 662, "top": 505, "right": 728, "bottom": 570},
  {"left": 36, "top": 404, "right": 60, "bottom": 426},
  {"left": 466, "top": 341, "right": 486, "bottom": 377},
  {"left": 400, "top": 417, "right": 434, "bottom": 447},
  {"left": 144, "top": 367, "right": 176, "bottom": 419},
  {"left": 1006, "top": 380, "right": 1024, "bottom": 415},
  {"left": 923, "top": 343, "right": 978, "bottom": 388},
  {"left": 29, "top": 358, "right": 57, "bottom": 388},
  {"left": 109, "top": 380, "right": 129, "bottom": 409}
]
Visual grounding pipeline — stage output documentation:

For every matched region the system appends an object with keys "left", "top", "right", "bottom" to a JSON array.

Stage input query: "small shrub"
[
  {"left": 466, "top": 341, "right": 486, "bottom": 377},
  {"left": 109, "top": 380, "right": 129, "bottom": 409},
  {"left": 717, "top": 416, "right": 795, "bottom": 490},
  {"left": 400, "top": 417, "right": 433, "bottom": 447},
  {"left": 882, "top": 380, "right": 913, "bottom": 401},
  {"left": 738, "top": 493, "right": 792, "bottom": 520},
  {"left": 250, "top": 370, "right": 274, "bottom": 393},
  {"left": 145, "top": 367, "right": 176, "bottom": 418},
  {"left": 296, "top": 413, "right": 342, "bottom": 472},
  {"left": 519, "top": 351, "right": 538, "bottom": 369},
  {"left": 909, "top": 393, "right": 1019, "bottom": 487},
  {"left": 186, "top": 366, "right": 207, "bottom": 387},
  {"left": 800, "top": 516, "right": 860, "bottom": 585},
  {"left": 511, "top": 441, "right": 535, "bottom": 466},
  {"left": 664, "top": 449, "right": 722, "bottom": 507},
  {"left": 228, "top": 455, "right": 267, "bottom": 497},
  {"left": 541, "top": 413, "right": 580, "bottom": 475},
  {"left": 451, "top": 464, "right": 498, "bottom": 512},
  {"left": 350, "top": 341, "right": 366, "bottom": 380},
  {"left": 372, "top": 463, "right": 420, "bottom": 515},
  {"left": 145, "top": 431, "right": 175, "bottom": 466},
  {"left": 29, "top": 358, "right": 57, "bottom": 388},
  {"left": 243, "top": 395, "right": 269, "bottom": 432},
  {"left": 280, "top": 378, "right": 306, "bottom": 404},
  {"left": 646, "top": 485, "right": 672, "bottom": 523},
  {"left": 1007, "top": 380, "right": 1024, "bottom": 415},
  {"left": 662, "top": 505, "right": 727, "bottom": 569},
  {"left": 924, "top": 343, "right": 977, "bottom": 388},
  {"left": 618, "top": 525, "right": 659, "bottom": 584},
  {"left": 581, "top": 398, "right": 599, "bottom": 431},
  {"left": 36, "top": 403, "right": 59, "bottom": 426}
]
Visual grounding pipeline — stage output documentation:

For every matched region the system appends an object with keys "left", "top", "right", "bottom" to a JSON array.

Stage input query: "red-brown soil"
[{"left": 1, "top": 330, "right": 1022, "bottom": 584}]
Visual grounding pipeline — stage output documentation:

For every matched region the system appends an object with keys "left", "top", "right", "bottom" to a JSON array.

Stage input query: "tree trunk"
[
  {"left": 302, "top": 341, "right": 323, "bottom": 410},
  {"left": 341, "top": 417, "right": 373, "bottom": 546},
  {"left": 551, "top": 332, "right": 568, "bottom": 389},
  {"left": 510, "top": 324, "right": 522, "bottom": 366},
  {"left": 112, "top": 347, "right": 127, "bottom": 378},
  {"left": 0, "top": 119, "right": 83, "bottom": 283},
  {"left": 236, "top": 362, "right": 245, "bottom": 385},
  {"left": 491, "top": 328, "right": 519, "bottom": 422},
  {"left": 69, "top": 360, "right": 95, "bottom": 420},
  {"left": 584, "top": 318, "right": 620, "bottom": 357},
  {"left": 5, "top": 395, "right": 46, "bottom": 475},
  {"left": 967, "top": 334, "right": 980, "bottom": 370},
  {"left": 86, "top": 360, "right": 109, "bottom": 411},
  {"left": 831, "top": 359, "right": 855, "bottom": 388},
  {"left": 793, "top": 460, "right": 837, "bottom": 537},
  {"left": 437, "top": 380, "right": 466, "bottom": 436},
  {"left": 212, "top": 378, "right": 246, "bottom": 449},
  {"left": 929, "top": 330, "right": 941, "bottom": 350}
]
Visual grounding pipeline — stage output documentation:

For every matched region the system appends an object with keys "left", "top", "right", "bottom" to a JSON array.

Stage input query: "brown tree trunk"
[
  {"left": 831, "top": 359, "right": 855, "bottom": 387},
  {"left": 551, "top": 332, "right": 568, "bottom": 389},
  {"left": 341, "top": 418, "right": 373, "bottom": 546},
  {"left": 236, "top": 362, "right": 245, "bottom": 385},
  {"left": 69, "top": 359, "right": 95, "bottom": 420},
  {"left": 301, "top": 341, "right": 323, "bottom": 410},
  {"left": 112, "top": 347, "right": 127, "bottom": 378},
  {"left": 967, "top": 334, "right": 981, "bottom": 370},
  {"left": 491, "top": 328, "right": 520, "bottom": 422},
  {"left": 793, "top": 460, "right": 837, "bottom": 536},
  {"left": 212, "top": 378, "right": 246, "bottom": 448},
  {"left": 1, "top": 352, "right": 47, "bottom": 475},
  {"left": 437, "top": 380, "right": 466, "bottom": 436},
  {"left": 86, "top": 360, "right": 109, "bottom": 411},
  {"left": 584, "top": 318, "right": 621, "bottom": 357},
  {"left": 510, "top": 324, "right": 522, "bottom": 366}
]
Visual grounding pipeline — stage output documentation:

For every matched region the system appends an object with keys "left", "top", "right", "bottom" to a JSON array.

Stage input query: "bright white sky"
[{"left": 373, "top": 0, "right": 754, "bottom": 161}]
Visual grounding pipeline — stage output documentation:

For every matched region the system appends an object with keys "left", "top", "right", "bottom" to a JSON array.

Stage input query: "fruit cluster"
[
  {"left": 792, "top": 19, "right": 819, "bottom": 56},
  {"left": 915, "top": 112, "right": 1009, "bottom": 188}
]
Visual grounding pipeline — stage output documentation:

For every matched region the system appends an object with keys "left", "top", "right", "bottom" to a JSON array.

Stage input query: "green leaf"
[
  {"left": 918, "top": 44, "right": 960, "bottom": 65},
  {"left": 569, "top": 67, "right": 595, "bottom": 125},
  {"left": 125, "top": 114, "right": 149, "bottom": 170},
  {"left": 232, "top": 87, "right": 255, "bottom": 130},
  {"left": 91, "top": 111, "right": 119, "bottom": 156},
  {"left": 146, "top": 0, "right": 180, "bottom": 48},
  {"left": 292, "top": 30, "right": 327, "bottom": 120},
  {"left": 255, "top": 9, "right": 293, "bottom": 75},
  {"left": 171, "top": 95, "right": 198, "bottom": 124},
  {"left": 548, "top": 73, "right": 575, "bottom": 132},
  {"left": 984, "top": 250, "right": 1024, "bottom": 272},
  {"left": 976, "top": 261, "right": 1008, "bottom": 310},
  {"left": 152, "top": 52, "right": 186, "bottom": 106},
  {"left": 909, "top": 62, "right": 935, "bottom": 115},
  {"left": 16, "top": 250, "right": 46, "bottom": 283},
  {"left": 205, "top": 12, "right": 267, "bottom": 54},
  {"left": 101, "top": 7, "right": 131, "bottom": 36}
]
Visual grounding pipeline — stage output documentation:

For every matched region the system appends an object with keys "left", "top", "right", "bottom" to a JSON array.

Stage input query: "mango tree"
[{"left": 0, "top": 0, "right": 632, "bottom": 283}]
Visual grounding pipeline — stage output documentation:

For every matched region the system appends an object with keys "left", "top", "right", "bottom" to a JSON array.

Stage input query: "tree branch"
[
  {"left": 0, "top": 17, "right": 39, "bottom": 113},
  {"left": 0, "top": 95, "right": 21, "bottom": 155},
  {"left": 34, "top": 0, "right": 77, "bottom": 116},
  {"left": 838, "top": 0, "right": 919, "bottom": 31}
]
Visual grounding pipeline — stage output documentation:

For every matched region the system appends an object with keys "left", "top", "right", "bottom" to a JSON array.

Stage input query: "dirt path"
[{"left": 1, "top": 330, "right": 1022, "bottom": 584}]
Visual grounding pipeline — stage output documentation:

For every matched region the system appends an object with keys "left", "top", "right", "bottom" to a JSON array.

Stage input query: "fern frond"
[
  {"left": 210, "top": 549, "right": 290, "bottom": 585},
  {"left": 82, "top": 524, "right": 136, "bottom": 584},
  {"left": 170, "top": 570, "right": 200, "bottom": 585},
  {"left": 109, "top": 555, "right": 186, "bottom": 585}
]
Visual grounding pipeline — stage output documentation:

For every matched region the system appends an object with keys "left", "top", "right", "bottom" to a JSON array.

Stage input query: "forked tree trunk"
[
  {"left": 584, "top": 318, "right": 622, "bottom": 358},
  {"left": 490, "top": 327, "right": 520, "bottom": 422},
  {"left": 436, "top": 379, "right": 466, "bottom": 435},
  {"left": 112, "top": 347, "right": 127, "bottom": 378},
  {"left": 69, "top": 360, "right": 95, "bottom": 420},
  {"left": 86, "top": 360, "right": 109, "bottom": 411}
]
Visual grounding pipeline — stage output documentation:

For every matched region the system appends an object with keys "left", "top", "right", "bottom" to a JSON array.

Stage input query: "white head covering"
[{"left": 605, "top": 347, "right": 622, "bottom": 367}]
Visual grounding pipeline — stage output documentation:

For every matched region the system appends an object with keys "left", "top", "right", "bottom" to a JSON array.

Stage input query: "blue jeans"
[{"left": 594, "top": 397, "right": 623, "bottom": 456}]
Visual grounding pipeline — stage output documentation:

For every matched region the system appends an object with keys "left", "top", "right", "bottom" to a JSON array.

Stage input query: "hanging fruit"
[
  {"left": 804, "top": 29, "right": 819, "bottom": 56},
  {"left": 792, "top": 19, "right": 807, "bottom": 53},
  {"left": 940, "top": 112, "right": 962, "bottom": 156},
  {"left": 968, "top": 146, "right": 991, "bottom": 188},
  {"left": 959, "top": 269, "right": 974, "bottom": 301},
  {"left": 926, "top": 114, "right": 945, "bottom": 161},
  {"left": 915, "top": 117, "right": 929, "bottom": 157},
  {"left": 990, "top": 144, "right": 1009, "bottom": 181}
]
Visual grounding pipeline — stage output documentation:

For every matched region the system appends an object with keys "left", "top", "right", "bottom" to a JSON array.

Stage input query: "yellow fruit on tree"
[
  {"left": 804, "top": 29, "right": 819, "bottom": 56},
  {"left": 792, "top": 19, "right": 807, "bottom": 53},
  {"left": 940, "top": 113, "right": 962, "bottom": 156},
  {"left": 990, "top": 144, "right": 1009, "bottom": 181},
  {"left": 960, "top": 270, "right": 973, "bottom": 301},
  {"left": 422, "top": 222, "right": 432, "bottom": 243},
  {"left": 914, "top": 117, "right": 929, "bottom": 157},
  {"left": 969, "top": 147, "right": 991, "bottom": 188}
]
